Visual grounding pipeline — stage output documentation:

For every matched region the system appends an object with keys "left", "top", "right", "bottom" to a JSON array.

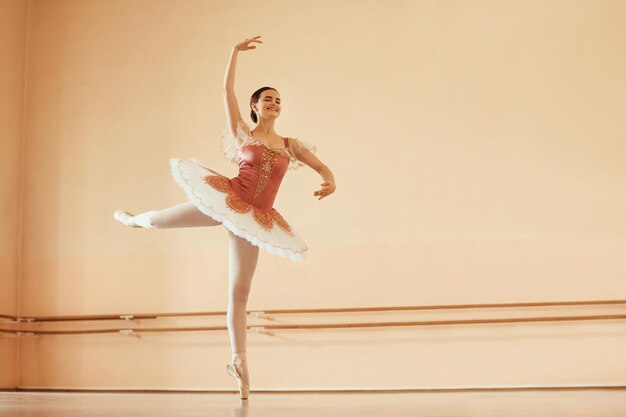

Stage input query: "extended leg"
[
  {"left": 114, "top": 201, "right": 221, "bottom": 228},
  {"left": 150, "top": 201, "right": 221, "bottom": 228}
]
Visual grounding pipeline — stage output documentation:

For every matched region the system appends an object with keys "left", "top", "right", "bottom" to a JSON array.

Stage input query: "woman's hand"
[
  {"left": 314, "top": 182, "right": 336, "bottom": 200},
  {"left": 234, "top": 36, "right": 263, "bottom": 51}
]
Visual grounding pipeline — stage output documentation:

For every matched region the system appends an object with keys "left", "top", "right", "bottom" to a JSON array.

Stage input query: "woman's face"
[{"left": 253, "top": 90, "right": 281, "bottom": 120}]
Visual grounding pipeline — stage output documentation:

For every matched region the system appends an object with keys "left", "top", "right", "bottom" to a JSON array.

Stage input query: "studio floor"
[{"left": 1, "top": 389, "right": 625, "bottom": 417}]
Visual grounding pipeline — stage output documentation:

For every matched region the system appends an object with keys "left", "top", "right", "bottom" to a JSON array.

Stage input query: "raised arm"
[{"left": 223, "top": 36, "right": 263, "bottom": 144}]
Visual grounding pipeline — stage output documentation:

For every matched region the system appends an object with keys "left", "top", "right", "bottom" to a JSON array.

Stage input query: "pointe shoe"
[
  {"left": 226, "top": 356, "right": 250, "bottom": 399},
  {"left": 113, "top": 210, "right": 140, "bottom": 228}
]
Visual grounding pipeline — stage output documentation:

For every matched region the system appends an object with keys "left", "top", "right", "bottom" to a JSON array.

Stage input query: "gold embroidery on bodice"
[{"left": 253, "top": 148, "right": 280, "bottom": 198}]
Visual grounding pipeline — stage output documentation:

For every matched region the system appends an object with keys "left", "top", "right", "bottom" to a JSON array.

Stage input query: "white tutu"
[{"left": 169, "top": 157, "right": 311, "bottom": 262}]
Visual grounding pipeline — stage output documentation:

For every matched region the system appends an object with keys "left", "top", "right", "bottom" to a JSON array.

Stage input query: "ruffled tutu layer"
[{"left": 169, "top": 157, "right": 310, "bottom": 262}]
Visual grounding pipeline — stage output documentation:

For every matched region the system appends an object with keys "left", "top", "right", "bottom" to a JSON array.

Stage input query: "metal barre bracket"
[
  {"left": 119, "top": 329, "right": 134, "bottom": 335},
  {"left": 250, "top": 311, "right": 268, "bottom": 318},
  {"left": 17, "top": 317, "right": 35, "bottom": 323},
  {"left": 119, "top": 315, "right": 134, "bottom": 321},
  {"left": 249, "top": 326, "right": 269, "bottom": 334}
]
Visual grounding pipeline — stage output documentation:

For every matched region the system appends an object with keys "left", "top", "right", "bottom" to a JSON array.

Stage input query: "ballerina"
[{"left": 113, "top": 35, "right": 336, "bottom": 399}]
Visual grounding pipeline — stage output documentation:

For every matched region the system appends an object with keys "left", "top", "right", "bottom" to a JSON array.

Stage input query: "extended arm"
[{"left": 291, "top": 141, "right": 336, "bottom": 200}]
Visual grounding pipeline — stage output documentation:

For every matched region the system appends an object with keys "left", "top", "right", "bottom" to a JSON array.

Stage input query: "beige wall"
[
  {"left": 6, "top": 0, "right": 626, "bottom": 389},
  {"left": 0, "top": 0, "right": 29, "bottom": 389}
]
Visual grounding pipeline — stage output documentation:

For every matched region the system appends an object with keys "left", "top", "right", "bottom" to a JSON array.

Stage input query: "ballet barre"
[
  {"left": 3, "top": 298, "right": 626, "bottom": 324},
  {"left": 1, "top": 308, "right": 625, "bottom": 338}
]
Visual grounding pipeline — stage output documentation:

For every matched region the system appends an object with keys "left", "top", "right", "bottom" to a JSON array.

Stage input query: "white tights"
[{"left": 128, "top": 201, "right": 259, "bottom": 357}]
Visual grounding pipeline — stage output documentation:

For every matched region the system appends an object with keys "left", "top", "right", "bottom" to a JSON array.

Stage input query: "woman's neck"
[{"left": 253, "top": 119, "right": 277, "bottom": 135}]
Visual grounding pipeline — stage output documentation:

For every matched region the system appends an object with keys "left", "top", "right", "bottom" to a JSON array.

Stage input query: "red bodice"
[
  {"left": 229, "top": 138, "right": 290, "bottom": 211},
  {"left": 203, "top": 137, "right": 293, "bottom": 234}
]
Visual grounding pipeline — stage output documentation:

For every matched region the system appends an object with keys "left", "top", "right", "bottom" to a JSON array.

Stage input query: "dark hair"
[{"left": 250, "top": 86, "right": 279, "bottom": 124}]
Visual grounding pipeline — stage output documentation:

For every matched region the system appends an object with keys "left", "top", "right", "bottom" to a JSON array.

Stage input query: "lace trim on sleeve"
[
  {"left": 220, "top": 119, "right": 253, "bottom": 164},
  {"left": 286, "top": 137, "right": 317, "bottom": 170}
]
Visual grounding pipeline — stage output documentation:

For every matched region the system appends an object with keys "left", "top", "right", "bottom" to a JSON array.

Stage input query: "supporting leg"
[
  {"left": 225, "top": 230, "right": 260, "bottom": 398},
  {"left": 226, "top": 230, "right": 259, "bottom": 352}
]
